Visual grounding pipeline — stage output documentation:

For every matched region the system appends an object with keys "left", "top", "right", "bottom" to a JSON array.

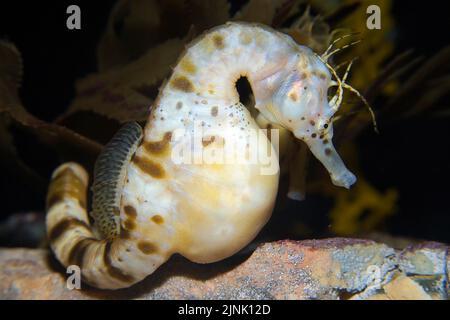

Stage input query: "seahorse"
[{"left": 46, "top": 22, "right": 358, "bottom": 289}]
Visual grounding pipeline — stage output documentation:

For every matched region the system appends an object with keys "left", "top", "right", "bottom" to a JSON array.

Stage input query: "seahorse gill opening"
[{"left": 235, "top": 76, "right": 253, "bottom": 106}]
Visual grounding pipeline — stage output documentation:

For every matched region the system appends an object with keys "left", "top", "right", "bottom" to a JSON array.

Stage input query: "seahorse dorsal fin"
[{"left": 90, "top": 121, "right": 143, "bottom": 239}]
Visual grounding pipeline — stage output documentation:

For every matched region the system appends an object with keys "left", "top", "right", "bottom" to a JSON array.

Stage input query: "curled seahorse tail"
[{"left": 45, "top": 162, "right": 160, "bottom": 289}]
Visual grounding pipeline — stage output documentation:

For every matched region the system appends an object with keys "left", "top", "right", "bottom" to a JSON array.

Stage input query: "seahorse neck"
[{"left": 161, "top": 23, "right": 300, "bottom": 109}]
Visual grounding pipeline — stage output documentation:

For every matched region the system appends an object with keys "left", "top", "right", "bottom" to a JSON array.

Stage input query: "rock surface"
[{"left": 0, "top": 238, "right": 448, "bottom": 299}]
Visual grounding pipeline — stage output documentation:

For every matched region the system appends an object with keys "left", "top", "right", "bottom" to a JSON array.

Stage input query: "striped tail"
[{"left": 46, "top": 163, "right": 156, "bottom": 289}]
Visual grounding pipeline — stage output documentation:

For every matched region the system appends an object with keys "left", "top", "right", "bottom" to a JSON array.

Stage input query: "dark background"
[{"left": 0, "top": 1, "right": 449, "bottom": 243}]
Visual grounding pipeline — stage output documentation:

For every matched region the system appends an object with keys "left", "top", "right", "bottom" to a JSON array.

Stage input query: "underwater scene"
[{"left": 0, "top": 0, "right": 449, "bottom": 302}]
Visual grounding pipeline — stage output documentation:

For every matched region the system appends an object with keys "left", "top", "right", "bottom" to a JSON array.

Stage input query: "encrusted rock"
[{"left": 0, "top": 238, "right": 447, "bottom": 299}]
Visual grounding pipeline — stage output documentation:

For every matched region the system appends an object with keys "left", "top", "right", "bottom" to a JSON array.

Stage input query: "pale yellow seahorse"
[{"left": 46, "top": 22, "right": 360, "bottom": 289}]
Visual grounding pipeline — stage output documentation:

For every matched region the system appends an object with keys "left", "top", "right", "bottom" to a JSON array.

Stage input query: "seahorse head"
[
  {"left": 267, "top": 46, "right": 356, "bottom": 188},
  {"left": 270, "top": 48, "right": 331, "bottom": 134}
]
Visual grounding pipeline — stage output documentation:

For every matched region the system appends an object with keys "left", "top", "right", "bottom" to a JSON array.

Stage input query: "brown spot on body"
[
  {"left": 239, "top": 32, "right": 252, "bottom": 45},
  {"left": 289, "top": 92, "right": 298, "bottom": 102},
  {"left": 211, "top": 106, "right": 218, "bottom": 117},
  {"left": 312, "top": 71, "right": 327, "bottom": 81},
  {"left": 255, "top": 31, "right": 267, "bottom": 47},
  {"left": 300, "top": 58, "right": 308, "bottom": 69},
  {"left": 132, "top": 156, "right": 165, "bottom": 179},
  {"left": 137, "top": 241, "right": 158, "bottom": 255},
  {"left": 180, "top": 58, "right": 197, "bottom": 74},
  {"left": 104, "top": 241, "right": 134, "bottom": 282},
  {"left": 48, "top": 218, "right": 90, "bottom": 242},
  {"left": 123, "top": 219, "right": 136, "bottom": 231},
  {"left": 311, "top": 133, "right": 317, "bottom": 138},
  {"left": 171, "top": 76, "right": 194, "bottom": 92},
  {"left": 151, "top": 215, "right": 164, "bottom": 224},
  {"left": 325, "top": 148, "right": 332, "bottom": 156},
  {"left": 176, "top": 101, "right": 183, "bottom": 110},
  {"left": 323, "top": 139, "right": 329, "bottom": 145},
  {"left": 213, "top": 34, "right": 225, "bottom": 49},
  {"left": 124, "top": 205, "right": 137, "bottom": 218},
  {"left": 310, "top": 120, "right": 316, "bottom": 126},
  {"left": 202, "top": 136, "right": 216, "bottom": 147},
  {"left": 68, "top": 238, "right": 95, "bottom": 266},
  {"left": 143, "top": 132, "right": 172, "bottom": 156}
]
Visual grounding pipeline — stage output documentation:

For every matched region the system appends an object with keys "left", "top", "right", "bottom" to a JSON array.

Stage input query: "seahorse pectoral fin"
[
  {"left": 91, "top": 122, "right": 143, "bottom": 239},
  {"left": 304, "top": 137, "right": 356, "bottom": 189}
]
